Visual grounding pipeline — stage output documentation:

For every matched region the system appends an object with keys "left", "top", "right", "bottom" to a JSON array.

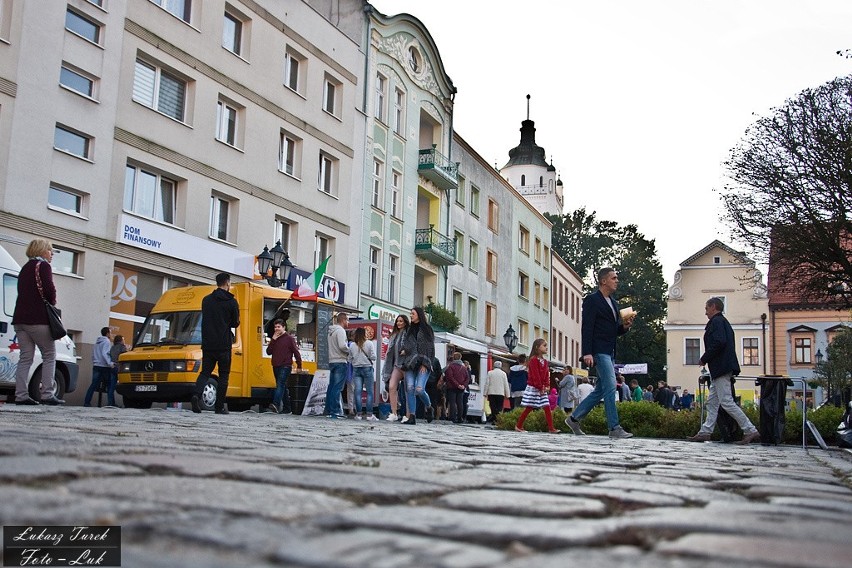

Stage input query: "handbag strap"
[{"left": 34, "top": 260, "right": 48, "bottom": 303}]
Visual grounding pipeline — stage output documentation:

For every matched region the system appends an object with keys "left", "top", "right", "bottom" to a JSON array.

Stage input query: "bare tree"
[{"left": 720, "top": 75, "right": 852, "bottom": 305}]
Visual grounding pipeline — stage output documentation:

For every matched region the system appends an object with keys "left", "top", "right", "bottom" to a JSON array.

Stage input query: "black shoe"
[
  {"left": 190, "top": 395, "right": 201, "bottom": 414},
  {"left": 214, "top": 406, "right": 229, "bottom": 415},
  {"left": 40, "top": 396, "right": 65, "bottom": 406},
  {"left": 402, "top": 415, "right": 416, "bottom": 425},
  {"left": 281, "top": 407, "right": 292, "bottom": 415},
  {"left": 15, "top": 397, "right": 39, "bottom": 405},
  {"left": 267, "top": 403, "right": 279, "bottom": 414},
  {"left": 426, "top": 406, "right": 434, "bottom": 423}
]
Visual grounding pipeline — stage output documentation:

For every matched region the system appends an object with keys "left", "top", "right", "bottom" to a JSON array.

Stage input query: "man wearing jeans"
[
  {"left": 324, "top": 312, "right": 349, "bottom": 418},
  {"left": 687, "top": 297, "right": 760, "bottom": 444},
  {"left": 565, "top": 267, "right": 634, "bottom": 439}
]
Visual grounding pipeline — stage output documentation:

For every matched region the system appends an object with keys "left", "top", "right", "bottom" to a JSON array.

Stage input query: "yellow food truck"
[{"left": 116, "top": 282, "right": 342, "bottom": 411}]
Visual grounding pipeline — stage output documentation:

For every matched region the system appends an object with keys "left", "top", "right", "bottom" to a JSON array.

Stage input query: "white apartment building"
[{"left": 0, "top": 0, "right": 366, "bottom": 402}]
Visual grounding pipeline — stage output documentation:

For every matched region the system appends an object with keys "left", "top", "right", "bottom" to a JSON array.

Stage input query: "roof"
[
  {"left": 679, "top": 240, "right": 753, "bottom": 267},
  {"left": 502, "top": 119, "right": 549, "bottom": 169}
]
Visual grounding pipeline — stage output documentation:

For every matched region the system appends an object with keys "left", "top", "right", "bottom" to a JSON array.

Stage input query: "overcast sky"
[{"left": 368, "top": 0, "right": 852, "bottom": 282}]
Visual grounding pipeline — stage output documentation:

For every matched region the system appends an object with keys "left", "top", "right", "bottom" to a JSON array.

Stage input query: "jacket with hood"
[
  {"left": 327, "top": 323, "right": 349, "bottom": 364},
  {"left": 93, "top": 335, "right": 112, "bottom": 368},
  {"left": 201, "top": 287, "right": 240, "bottom": 351}
]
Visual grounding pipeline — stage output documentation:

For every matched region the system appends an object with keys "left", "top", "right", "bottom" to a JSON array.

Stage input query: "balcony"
[
  {"left": 418, "top": 145, "right": 458, "bottom": 191},
  {"left": 415, "top": 226, "right": 456, "bottom": 266}
]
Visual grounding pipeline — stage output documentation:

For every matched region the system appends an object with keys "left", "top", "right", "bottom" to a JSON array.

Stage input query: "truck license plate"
[{"left": 135, "top": 385, "right": 157, "bottom": 392}]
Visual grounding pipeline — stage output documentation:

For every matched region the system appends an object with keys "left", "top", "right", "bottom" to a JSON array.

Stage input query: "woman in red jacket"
[{"left": 515, "top": 338, "right": 557, "bottom": 433}]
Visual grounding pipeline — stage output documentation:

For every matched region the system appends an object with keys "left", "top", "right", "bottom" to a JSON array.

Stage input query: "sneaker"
[
  {"left": 190, "top": 395, "right": 201, "bottom": 414},
  {"left": 401, "top": 415, "right": 416, "bottom": 425},
  {"left": 385, "top": 413, "right": 398, "bottom": 421},
  {"left": 426, "top": 406, "right": 434, "bottom": 423},
  {"left": 548, "top": 429, "right": 559, "bottom": 434},
  {"left": 565, "top": 416, "right": 586, "bottom": 435},
  {"left": 737, "top": 430, "right": 761, "bottom": 445},
  {"left": 687, "top": 432, "right": 711, "bottom": 442},
  {"left": 366, "top": 414, "right": 378, "bottom": 421},
  {"left": 608, "top": 426, "right": 633, "bottom": 439},
  {"left": 267, "top": 403, "right": 279, "bottom": 414},
  {"left": 327, "top": 414, "right": 340, "bottom": 419},
  {"left": 354, "top": 415, "right": 363, "bottom": 420}
]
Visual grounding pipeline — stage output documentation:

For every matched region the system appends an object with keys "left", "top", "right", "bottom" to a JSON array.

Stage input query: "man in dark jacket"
[
  {"left": 443, "top": 352, "right": 469, "bottom": 424},
  {"left": 191, "top": 273, "right": 240, "bottom": 415},
  {"left": 687, "top": 297, "right": 760, "bottom": 444}
]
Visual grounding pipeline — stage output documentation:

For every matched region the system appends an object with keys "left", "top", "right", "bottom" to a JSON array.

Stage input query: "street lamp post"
[
  {"left": 503, "top": 324, "right": 518, "bottom": 353},
  {"left": 257, "top": 241, "right": 294, "bottom": 288}
]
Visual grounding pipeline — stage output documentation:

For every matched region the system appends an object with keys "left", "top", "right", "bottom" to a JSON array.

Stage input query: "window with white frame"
[
  {"left": 467, "top": 296, "right": 477, "bottom": 329},
  {"left": 685, "top": 338, "right": 701, "bottom": 365},
  {"left": 54, "top": 125, "right": 91, "bottom": 159},
  {"left": 314, "top": 234, "right": 332, "bottom": 271},
  {"left": 470, "top": 185, "right": 480, "bottom": 217},
  {"left": 51, "top": 246, "right": 80, "bottom": 276},
  {"left": 48, "top": 184, "right": 85, "bottom": 216},
  {"left": 452, "top": 290, "right": 462, "bottom": 320},
  {"left": 393, "top": 87, "right": 405, "bottom": 134},
  {"left": 793, "top": 336, "right": 812, "bottom": 364},
  {"left": 222, "top": 10, "right": 243, "bottom": 56},
  {"left": 485, "top": 303, "right": 496, "bottom": 337},
  {"left": 209, "top": 194, "right": 235, "bottom": 242},
  {"left": 59, "top": 64, "right": 95, "bottom": 98},
  {"left": 390, "top": 170, "right": 401, "bottom": 217},
  {"left": 150, "top": 0, "right": 191, "bottom": 23},
  {"left": 323, "top": 75, "right": 341, "bottom": 117},
  {"left": 133, "top": 58, "right": 188, "bottom": 122},
  {"left": 318, "top": 152, "right": 336, "bottom": 195},
  {"left": 274, "top": 218, "right": 293, "bottom": 253},
  {"left": 388, "top": 254, "right": 399, "bottom": 303},
  {"left": 284, "top": 48, "right": 305, "bottom": 94},
  {"left": 518, "top": 319, "right": 529, "bottom": 346},
  {"left": 65, "top": 8, "right": 100, "bottom": 44},
  {"left": 742, "top": 337, "right": 759, "bottom": 366},
  {"left": 468, "top": 240, "right": 479, "bottom": 272},
  {"left": 215, "top": 99, "right": 240, "bottom": 147},
  {"left": 518, "top": 271, "right": 529, "bottom": 299},
  {"left": 368, "top": 247, "right": 380, "bottom": 297},
  {"left": 279, "top": 130, "right": 301, "bottom": 178},
  {"left": 371, "top": 159, "right": 383, "bottom": 209},
  {"left": 519, "top": 225, "right": 530, "bottom": 254},
  {"left": 124, "top": 164, "right": 176, "bottom": 224},
  {"left": 375, "top": 73, "right": 387, "bottom": 123}
]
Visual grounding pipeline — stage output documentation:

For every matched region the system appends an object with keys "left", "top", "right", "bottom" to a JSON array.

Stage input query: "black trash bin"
[
  {"left": 287, "top": 373, "right": 313, "bottom": 415},
  {"left": 758, "top": 375, "right": 792, "bottom": 445}
]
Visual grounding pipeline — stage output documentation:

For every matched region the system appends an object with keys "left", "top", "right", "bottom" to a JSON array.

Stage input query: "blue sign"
[{"left": 286, "top": 268, "right": 346, "bottom": 303}]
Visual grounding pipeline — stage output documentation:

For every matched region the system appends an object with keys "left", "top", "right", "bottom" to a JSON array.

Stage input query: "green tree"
[
  {"left": 546, "top": 209, "right": 668, "bottom": 382},
  {"left": 814, "top": 327, "right": 852, "bottom": 406}
]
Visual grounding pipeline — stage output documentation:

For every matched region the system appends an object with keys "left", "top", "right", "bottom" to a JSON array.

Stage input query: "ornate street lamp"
[
  {"left": 815, "top": 349, "right": 824, "bottom": 366},
  {"left": 503, "top": 324, "right": 518, "bottom": 353},
  {"left": 257, "top": 241, "right": 294, "bottom": 288}
]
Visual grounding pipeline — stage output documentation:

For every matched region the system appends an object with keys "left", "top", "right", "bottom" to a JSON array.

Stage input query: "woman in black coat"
[{"left": 397, "top": 307, "right": 435, "bottom": 425}]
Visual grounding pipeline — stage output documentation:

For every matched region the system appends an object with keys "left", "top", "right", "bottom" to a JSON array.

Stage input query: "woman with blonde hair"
[{"left": 12, "top": 238, "right": 64, "bottom": 405}]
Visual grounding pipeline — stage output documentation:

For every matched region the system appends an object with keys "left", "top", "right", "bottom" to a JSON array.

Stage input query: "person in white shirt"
[
  {"left": 577, "top": 376, "right": 595, "bottom": 405},
  {"left": 483, "top": 361, "right": 510, "bottom": 423}
]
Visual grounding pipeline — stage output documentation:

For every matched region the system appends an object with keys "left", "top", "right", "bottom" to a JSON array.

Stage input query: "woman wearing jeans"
[
  {"left": 348, "top": 327, "right": 377, "bottom": 420},
  {"left": 398, "top": 307, "right": 435, "bottom": 425}
]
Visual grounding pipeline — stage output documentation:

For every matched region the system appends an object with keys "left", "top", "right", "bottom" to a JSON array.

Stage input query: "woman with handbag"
[{"left": 11, "top": 239, "right": 64, "bottom": 405}]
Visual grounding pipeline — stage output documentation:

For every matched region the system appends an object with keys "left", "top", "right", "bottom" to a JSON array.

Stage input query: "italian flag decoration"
[{"left": 292, "top": 256, "right": 330, "bottom": 300}]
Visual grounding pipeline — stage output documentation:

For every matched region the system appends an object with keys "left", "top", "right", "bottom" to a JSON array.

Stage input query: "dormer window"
[{"left": 713, "top": 256, "right": 721, "bottom": 264}]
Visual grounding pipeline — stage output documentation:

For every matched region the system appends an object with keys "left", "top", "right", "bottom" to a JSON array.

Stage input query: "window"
[
  {"left": 222, "top": 11, "right": 243, "bottom": 56},
  {"left": 393, "top": 87, "right": 405, "bottom": 134},
  {"left": 209, "top": 194, "right": 234, "bottom": 242},
  {"left": 54, "top": 125, "right": 91, "bottom": 159},
  {"left": 454, "top": 231, "right": 464, "bottom": 264},
  {"left": 519, "top": 225, "right": 530, "bottom": 254},
  {"left": 65, "top": 8, "right": 100, "bottom": 44},
  {"left": 467, "top": 296, "right": 477, "bottom": 329},
  {"left": 470, "top": 185, "right": 480, "bottom": 217},
  {"left": 452, "top": 290, "right": 462, "bottom": 319},
  {"left": 124, "top": 164, "right": 176, "bottom": 224},
  {"left": 86, "top": 0, "right": 104, "bottom": 6},
  {"left": 388, "top": 254, "right": 398, "bottom": 303},
  {"left": 543, "top": 246, "right": 550, "bottom": 269},
  {"left": 375, "top": 74, "right": 387, "bottom": 123},
  {"left": 794, "top": 337, "right": 812, "bottom": 364},
  {"left": 59, "top": 65, "right": 95, "bottom": 98},
  {"left": 279, "top": 131, "right": 301, "bottom": 177},
  {"left": 468, "top": 240, "right": 479, "bottom": 272},
  {"left": 685, "top": 338, "right": 701, "bottom": 365},
  {"left": 485, "top": 303, "right": 496, "bottom": 337},
  {"left": 543, "top": 287, "right": 550, "bottom": 312},
  {"left": 51, "top": 247, "right": 80, "bottom": 276},
  {"left": 518, "top": 271, "right": 529, "bottom": 298},
  {"left": 456, "top": 175, "right": 465, "bottom": 206},
  {"left": 534, "top": 238, "right": 542, "bottom": 264},
  {"left": 215, "top": 99, "right": 239, "bottom": 147},
  {"left": 133, "top": 58, "right": 187, "bottom": 122},
  {"left": 274, "top": 218, "right": 292, "bottom": 253},
  {"left": 518, "top": 319, "right": 529, "bottom": 346},
  {"left": 314, "top": 235, "right": 332, "bottom": 271},
  {"left": 390, "top": 170, "right": 401, "bottom": 217},
  {"left": 742, "top": 337, "right": 759, "bottom": 366},
  {"left": 487, "top": 199, "right": 499, "bottom": 233},
  {"left": 150, "top": 0, "right": 191, "bottom": 23},
  {"left": 48, "top": 184, "right": 84, "bottom": 215},
  {"left": 371, "top": 160, "right": 383, "bottom": 208},
  {"left": 284, "top": 48, "right": 304, "bottom": 94},
  {"left": 534, "top": 281, "right": 541, "bottom": 306},
  {"left": 369, "top": 247, "right": 380, "bottom": 297},
  {"left": 323, "top": 75, "right": 341, "bottom": 116},
  {"left": 486, "top": 250, "right": 497, "bottom": 283},
  {"left": 318, "top": 152, "right": 336, "bottom": 195}
]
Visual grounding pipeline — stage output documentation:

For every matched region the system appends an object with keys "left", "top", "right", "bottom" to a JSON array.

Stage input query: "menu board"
[{"left": 315, "top": 304, "right": 332, "bottom": 370}]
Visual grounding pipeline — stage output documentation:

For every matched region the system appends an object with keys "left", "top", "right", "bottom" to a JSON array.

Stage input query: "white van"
[{"left": 0, "top": 244, "right": 79, "bottom": 401}]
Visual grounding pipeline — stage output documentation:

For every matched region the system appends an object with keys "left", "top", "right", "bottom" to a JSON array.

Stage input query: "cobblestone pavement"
[{"left": 1, "top": 406, "right": 850, "bottom": 567}]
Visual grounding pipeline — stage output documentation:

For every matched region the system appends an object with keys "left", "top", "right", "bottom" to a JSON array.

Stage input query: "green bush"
[{"left": 494, "top": 401, "right": 848, "bottom": 445}]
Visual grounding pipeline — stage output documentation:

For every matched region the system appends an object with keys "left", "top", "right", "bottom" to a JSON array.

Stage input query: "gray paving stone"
[
  {"left": 436, "top": 488, "right": 607, "bottom": 517},
  {"left": 0, "top": 456, "right": 140, "bottom": 480}
]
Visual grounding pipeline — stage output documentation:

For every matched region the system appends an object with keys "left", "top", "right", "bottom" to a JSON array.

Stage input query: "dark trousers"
[
  {"left": 447, "top": 389, "right": 465, "bottom": 423},
  {"left": 195, "top": 349, "right": 231, "bottom": 411},
  {"left": 84, "top": 366, "right": 111, "bottom": 406},
  {"left": 487, "top": 395, "right": 505, "bottom": 422},
  {"left": 272, "top": 365, "right": 292, "bottom": 413}
]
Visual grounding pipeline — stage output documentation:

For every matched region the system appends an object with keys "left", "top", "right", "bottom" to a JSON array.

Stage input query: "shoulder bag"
[{"left": 35, "top": 261, "right": 66, "bottom": 340}]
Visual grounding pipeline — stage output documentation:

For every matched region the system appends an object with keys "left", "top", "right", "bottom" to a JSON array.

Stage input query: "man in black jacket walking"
[
  {"left": 191, "top": 273, "right": 240, "bottom": 415},
  {"left": 687, "top": 297, "right": 760, "bottom": 444}
]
